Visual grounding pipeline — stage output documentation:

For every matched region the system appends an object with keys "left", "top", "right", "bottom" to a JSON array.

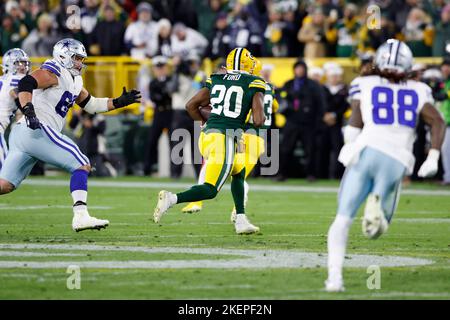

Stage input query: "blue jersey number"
[
  {"left": 372, "top": 87, "right": 418, "bottom": 128},
  {"left": 55, "top": 91, "right": 76, "bottom": 117}
]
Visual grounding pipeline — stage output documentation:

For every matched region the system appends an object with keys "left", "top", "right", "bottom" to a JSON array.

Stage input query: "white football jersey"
[
  {"left": 348, "top": 75, "right": 434, "bottom": 173},
  {"left": 0, "top": 73, "right": 23, "bottom": 131},
  {"left": 18, "top": 59, "right": 83, "bottom": 132}
]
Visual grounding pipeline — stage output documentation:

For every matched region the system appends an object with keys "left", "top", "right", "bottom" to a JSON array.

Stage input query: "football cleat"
[
  {"left": 231, "top": 208, "right": 237, "bottom": 223},
  {"left": 153, "top": 190, "right": 174, "bottom": 223},
  {"left": 362, "top": 194, "right": 389, "bottom": 239},
  {"left": 181, "top": 201, "right": 202, "bottom": 214},
  {"left": 324, "top": 279, "right": 345, "bottom": 292},
  {"left": 234, "top": 214, "right": 260, "bottom": 235},
  {"left": 231, "top": 181, "right": 249, "bottom": 223},
  {"left": 72, "top": 209, "right": 109, "bottom": 232}
]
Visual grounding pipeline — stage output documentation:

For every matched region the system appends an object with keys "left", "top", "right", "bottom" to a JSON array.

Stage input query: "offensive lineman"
[
  {"left": 0, "top": 49, "right": 31, "bottom": 170},
  {"left": 153, "top": 47, "right": 266, "bottom": 234},
  {"left": 0, "top": 39, "right": 141, "bottom": 232},
  {"left": 325, "top": 39, "right": 445, "bottom": 292}
]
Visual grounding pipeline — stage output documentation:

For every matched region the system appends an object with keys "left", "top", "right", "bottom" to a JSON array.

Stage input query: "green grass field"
[{"left": 0, "top": 176, "right": 449, "bottom": 299}]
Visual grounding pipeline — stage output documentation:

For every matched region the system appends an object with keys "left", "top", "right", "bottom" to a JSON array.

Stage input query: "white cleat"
[
  {"left": 230, "top": 181, "right": 249, "bottom": 223},
  {"left": 362, "top": 194, "right": 389, "bottom": 239},
  {"left": 72, "top": 209, "right": 109, "bottom": 232},
  {"left": 153, "top": 190, "right": 174, "bottom": 223},
  {"left": 230, "top": 208, "right": 237, "bottom": 223},
  {"left": 325, "top": 279, "right": 345, "bottom": 292},
  {"left": 234, "top": 214, "right": 260, "bottom": 234}
]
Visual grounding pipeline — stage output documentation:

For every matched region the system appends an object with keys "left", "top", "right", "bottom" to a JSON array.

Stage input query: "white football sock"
[
  {"left": 71, "top": 190, "right": 87, "bottom": 205},
  {"left": 327, "top": 214, "right": 353, "bottom": 281},
  {"left": 169, "top": 192, "right": 177, "bottom": 205}
]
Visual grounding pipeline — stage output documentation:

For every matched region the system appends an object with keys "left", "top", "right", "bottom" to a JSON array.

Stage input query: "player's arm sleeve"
[
  {"left": 348, "top": 77, "right": 361, "bottom": 101},
  {"left": 248, "top": 79, "right": 266, "bottom": 93},
  {"left": 77, "top": 88, "right": 109, "bottom": 114},
  {"left": 204, "top": 77, "right": 212, "bottom": 90},
  {"left": 40, "top": 61, "right": 61, "bottom": 77}
]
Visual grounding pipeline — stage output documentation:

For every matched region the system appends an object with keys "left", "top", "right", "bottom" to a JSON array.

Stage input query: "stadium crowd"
[
  {"left": 1, "top": 0, "right": 450, "bottom": 58},
  {"left": 1, "top": 0, "right": 450, "bottom": 183}
]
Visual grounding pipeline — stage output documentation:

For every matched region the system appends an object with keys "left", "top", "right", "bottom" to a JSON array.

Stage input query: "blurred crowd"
[
  {"left": 1, "top": 0, "right": 450, "bottom": 58},
  {"left": 1, "top": 0, "right": 450, "bottom": 182}
]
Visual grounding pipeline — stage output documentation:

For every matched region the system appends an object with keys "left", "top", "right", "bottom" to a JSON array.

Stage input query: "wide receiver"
[
  {"left": 0, "top": 38, "right": 141, "bottom": 232},
  {"left": 325, "top": 39, "right": 445, "bottom": 292},
  {"left": 0, "top": 48, "right": 31, "bottom": 170},
  {"left": 153, "top": 47, "right": 266, "bottom": 234}
]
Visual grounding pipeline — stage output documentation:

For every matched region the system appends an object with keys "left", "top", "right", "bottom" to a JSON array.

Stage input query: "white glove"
[
  {"left": 338, "top": 142, "right": 364, "bottom": 167},
  {"left": 418, "top": 149, "right": 440, "bottom": 178}
]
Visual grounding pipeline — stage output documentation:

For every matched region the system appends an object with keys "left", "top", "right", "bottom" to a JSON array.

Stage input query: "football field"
[{"left": 0, "top": 176, "right": 449, "bottom": 299}]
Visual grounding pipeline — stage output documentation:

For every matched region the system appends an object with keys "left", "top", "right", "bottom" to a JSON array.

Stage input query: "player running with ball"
[
  {"left": 153, "top": 47, "right": 266, "bottom": 234},
  {"left": 325, "top": 39, "right": 445, "bottom": 292},
  {"left": 0, "top": 39, "right": 141, "bottom": 232}
]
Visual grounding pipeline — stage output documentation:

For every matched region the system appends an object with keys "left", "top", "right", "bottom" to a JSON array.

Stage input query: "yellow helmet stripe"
[{"left": 234, "top": 48, "right": 243, "bottom": 70}]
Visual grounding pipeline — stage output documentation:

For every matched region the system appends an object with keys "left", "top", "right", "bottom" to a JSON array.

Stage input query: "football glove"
[
  {"left": 418, "top": 149, "right": 440, "bottom": 178},
  {"left": 20, "top": 102, "right": 40, "bottom": 130},
  {"left": 112, "top": 87, "right": 141, "bottom": 109}
]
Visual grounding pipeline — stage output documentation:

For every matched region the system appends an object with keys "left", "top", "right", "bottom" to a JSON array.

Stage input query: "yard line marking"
[
  {"left": 394, "top": 218, "right": 450, "bottom": 223},
  {"left": 0, "top": 205, "right": 111, "bottom": 211},
  {"left": 0, "top": 243, "right": 434, "bottom": 269},
  {"left": 22, "top": 179, "right": 450, "bottom": 196}
]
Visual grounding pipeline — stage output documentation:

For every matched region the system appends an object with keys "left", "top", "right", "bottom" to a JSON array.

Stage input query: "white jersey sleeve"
[
  {"left": 348, "top": 76, "right": 362, "bottom": 100},
  {"left": 0, "top": 73, "right": 24, "bottom": 131}
]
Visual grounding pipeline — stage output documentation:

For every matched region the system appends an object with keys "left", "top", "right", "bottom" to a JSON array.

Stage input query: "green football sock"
[
  {"left": 176, "top": 183, "right": 218, "bottom": 204},
  {"left": 231, "top": 168, "right": 246, "bottom": 214}
]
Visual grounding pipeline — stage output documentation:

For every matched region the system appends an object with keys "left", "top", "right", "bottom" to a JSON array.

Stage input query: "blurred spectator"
[
  {"left": 196, "top": 0, "right": 225, "bottom": 41},
  {"left": 6, "top": 0, "right": 34, "bottom": 32},
  {"left": 316, "top": 0, "right": 342, "bottom": 20},
  {"left": 439, "top": 59, "right": 450, "bottom": 185},
  {"left": 171, "top": 22, "right": 208, "bottom": 58},
  {"left": 228, "top": 4, "right": 263, "bottom": 56},
  {"left": 402, "top": 8, "right": 433, "bottom": 57},
  {"left": 124, "top": 2, "right": 157, "bottom": 59},
  {"left": 0, "top": 15, "right": 28, "bottom": 54},
  {"left": 275, "top": 59, "right": 327, "bottom": 181},
  {"left": 22, "top": 13, "right": 62, "bottom": 57},
  {"left": 328, "top": 3, "right": 360, "bottom": 57},
  {"left": 298, "top": 7, "right": 333, "bottom": 58},
  {"left": 147, "top": 18, "right": 173, "bottom": 58},
  {"left": 80, "top": 0, "right": 100, "bottom": 47},
  {"left": 264, "top": 4, "right": 289, "bottom": 57},
  {"left": 394, "top": 0, "right": 418, "bottom": 29},
  {"left": 204, "top": 11, "right": 231, "bottom": 60},
  {"left": 358, "top": 14, "right": 397, "bottom": 55},
  {"left": 69, "top": 109, "right": 117, "bottom": 177},
  {"left": 144, "top": 56, "right": 176, "bottom": 175},
  {"left": 90, "top": 4, "right": 126, "bottom": 55},
  {"left": 152, "top": 0, "right": 198, "bottom": 29},
  {"left": 320, "top": 64, "right": 348, "bottom": 179},
  {"left": 308, "top": 66, "right": 324, "bottom": 83},
  {"left": 432, "top": 3, "right": 450, "bottom": 57},
  {"left": 98, "top": 0, "right": 128, "bottom": 23},
  {"left": 170, "top": 53, "right": 205, "bottom": 178}
]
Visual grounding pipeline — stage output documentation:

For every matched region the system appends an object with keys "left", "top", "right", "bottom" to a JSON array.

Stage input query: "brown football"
[{"left": 199, "top": 105, "right": 212, "bottom": 121}]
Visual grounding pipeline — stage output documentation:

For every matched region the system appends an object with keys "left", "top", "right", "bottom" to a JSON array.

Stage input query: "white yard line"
[
  {"left": 0, "top": 243, "right": 434, "bottom": 269},
  {"left": 22, "top": 179, "right": 450, "bottom": 196}
]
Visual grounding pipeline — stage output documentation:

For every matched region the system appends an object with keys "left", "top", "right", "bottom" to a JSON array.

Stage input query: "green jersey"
[
  {"left": 204, "top": 72, "right": 266, "bottom": 132},
  {"left": 245, "top": 82, "right": 275, "bottom": 135}
]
